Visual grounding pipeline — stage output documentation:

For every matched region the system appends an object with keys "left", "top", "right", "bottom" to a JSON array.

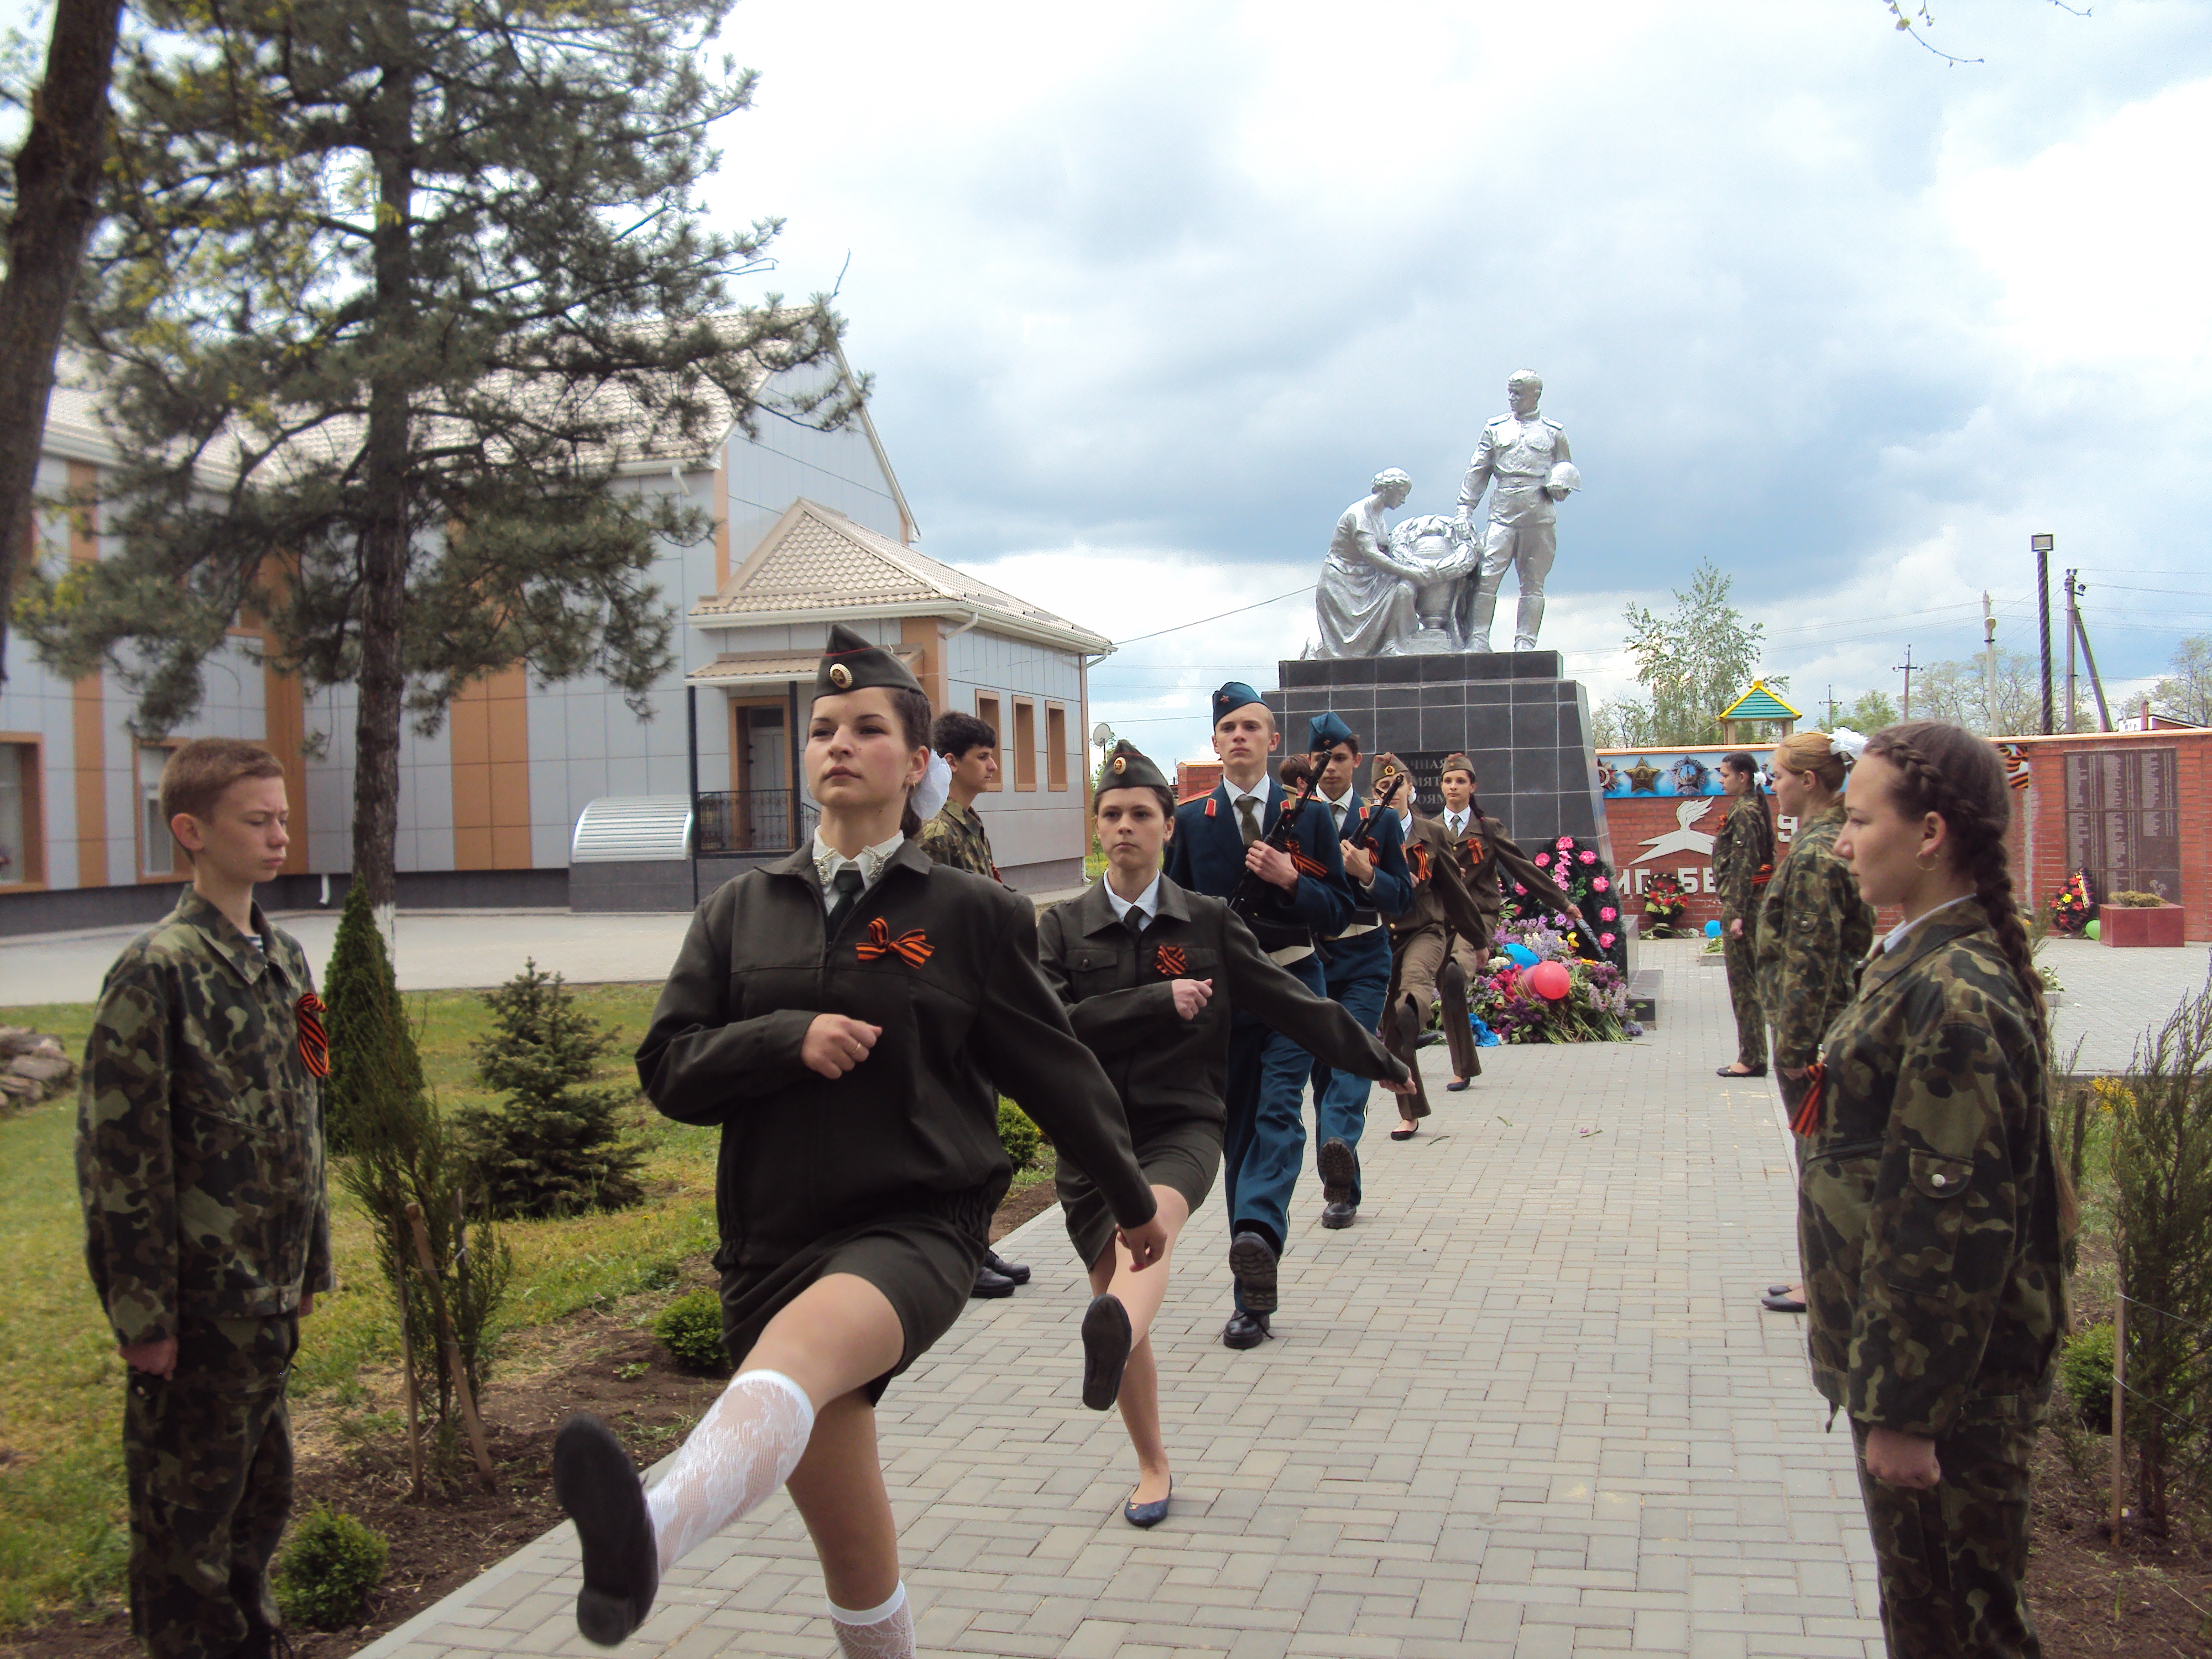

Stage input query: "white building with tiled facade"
[{"left": 0, "top": 351, "right": 1107, "bottom": 933}]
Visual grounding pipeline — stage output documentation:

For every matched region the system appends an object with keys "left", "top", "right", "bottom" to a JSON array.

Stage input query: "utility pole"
[
  {"left": 1982, "top": 592, "right": 1999, "bottom": 734},
  {"left": 2033, "top": 534, "right": 2055, "bottom": 734},
  {"left": 1896, "top": 645, "right": 1916, "bottom": 720},
  {"left": 1825, "top": 684, "right": 1837, "bottom": 727},
  {"left": 2064, "top": 569, "right": 2079, "bottom": 734},
  {"left": 2071, "top": 577, "right": 2115, "bottom": 733}
]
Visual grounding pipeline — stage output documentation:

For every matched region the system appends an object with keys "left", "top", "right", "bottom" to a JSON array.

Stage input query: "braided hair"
[{"left": 1863, "top": 721, "right": 2047, "bottom": 1055}]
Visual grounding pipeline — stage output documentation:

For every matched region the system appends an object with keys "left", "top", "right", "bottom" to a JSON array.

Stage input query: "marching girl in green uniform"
[
  {"left": 1803, "top": 722, "right": 2067, "bottom": 1658},
  {"left": 1039, "top": 743, "right": 1411, "bottom": 1527},
  {"left": 552, "top": 627, "right": 1166, "bottom": 1658}
]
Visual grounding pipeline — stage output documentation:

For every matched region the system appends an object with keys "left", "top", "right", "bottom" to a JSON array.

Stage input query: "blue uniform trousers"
[
  {"left": 1310, "top": 929, "right": 1392, "bottom": 1206},
  {"left": 1222, "top": 951, "right": 1329, "bottom": 1312}
]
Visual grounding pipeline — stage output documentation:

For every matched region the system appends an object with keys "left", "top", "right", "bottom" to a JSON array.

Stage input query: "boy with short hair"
[
  {"left": 919, "top": 710, "right": 1002, "bottom": 881},
  {"left": 79, "top": 738, "right": 332, "bottom": 1659}
]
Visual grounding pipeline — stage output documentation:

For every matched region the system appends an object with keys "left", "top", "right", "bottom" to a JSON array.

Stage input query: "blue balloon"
[
  {"left": 1703, "top": 919, "right": 1722, "bottom": 938},
  {"left": 1504, "top": 942, "right": 1540, "bottom": 968}
]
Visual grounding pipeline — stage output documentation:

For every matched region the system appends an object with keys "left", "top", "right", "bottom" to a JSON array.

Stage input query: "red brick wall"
[{"left": 2006, "top": 729, "right": 2210, "bottom": 943}]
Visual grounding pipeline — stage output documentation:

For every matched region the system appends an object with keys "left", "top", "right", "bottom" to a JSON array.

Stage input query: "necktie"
[
  {"left": 1450, "top": 813, "right": 1465, "bottom": 838},
  {"left": 1333, "top": 802, "right": 1348, "bottom": 835},
  {"left": 1237, "top": 796, "right": 1261, "bottom": 847},
  {"left": 1123, "top": 906, "right": 1148, "bottom": 941},
  {"left": 825, "top": 866, "right": 867, "bottom": 937}
]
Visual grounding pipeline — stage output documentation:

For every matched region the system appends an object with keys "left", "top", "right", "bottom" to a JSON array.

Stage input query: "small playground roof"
[{"left": 1718, "top": 680, "right": 1801, "bottom": 722}]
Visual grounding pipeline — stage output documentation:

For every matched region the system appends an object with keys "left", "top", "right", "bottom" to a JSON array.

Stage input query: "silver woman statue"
[{"left": 1316, "top": 468, "right": 1420, "bottom": 657}]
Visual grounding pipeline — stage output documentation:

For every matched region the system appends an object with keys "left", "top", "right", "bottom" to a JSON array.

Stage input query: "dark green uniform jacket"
[
  {"left": 1755, "top": 805, "right": 1875, "bottom": 1073},
  {"left": 1392, "top": 815, "right": 1496, "bottom": 943},
  {"left": 1712, "top": 794, "right": 1773, "bottom": 926},
  {"left": 1446, "top": 813, "right": 1559, "bottom": 933},
  {"left": 1036, "top": 874, "right": 1407, "bottom": 1139},
  {"left": 1799, "top": 899, "right": 2065, "bottom": 1439},
  {"left": 77, "top": 889, "right": 333, "bottom": 1348},
  {"left": 638, "top": 839, "right": 1157, "bottom": 1270}
]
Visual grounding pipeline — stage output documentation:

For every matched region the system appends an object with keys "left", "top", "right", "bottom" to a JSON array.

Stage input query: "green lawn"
[{"left": 0, "top": 983, "right": 714, "bottom": 1628}]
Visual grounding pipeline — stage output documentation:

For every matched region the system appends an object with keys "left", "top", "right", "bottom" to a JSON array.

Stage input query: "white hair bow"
[
  {"left": 1828, "top": 727, "right": 1869, "bottom": 761},
  {"left": 911, "top": 751, "right": 952, "bottom": 825}
]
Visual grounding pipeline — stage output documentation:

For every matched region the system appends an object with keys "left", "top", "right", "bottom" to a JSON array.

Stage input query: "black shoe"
[
  {"left": 1228, "top": 1230, "right": 1279, "bottom": 1314},
  {"left": 1718, "top": 1063, "right": 1768, "bottom": 1078},
  {"left": 1222, "top": 1310, "right": 1271, "bottom": 1349},
  {"left": 1761, "top": 1291, "right": 1807, "bottom": 1313},
  {"left": 985, "top": 1249, "right": 1030, "bottom": 1285},
  {"left": 1767, "top": 1284, "right": 1793, "bottom": 1297},
  {"left": 553, "top": 1413, "right": 658, "bottom": 1647},
  {"left": 1081, "top": 1293, "right": 1133, "bottom": 1411},
  {"left": 1415, "top": 1031, "right": 1443, "bottom": 1049},
  {"left": 1446, "top": 1078, "right": 1472, "bottom": 1092},
  {"left": 1124, "top": 1480, "right": 1173, "bottom": 1528},
  {"left": 1316, "top": 1136, "right": 1359, "bottom": 1208},
  {"left": 971, "top": 1265, "right": 1016, "bottom": 1299},
  {"left": 1320, "top": 1200, "right": 1355, "bottom": 1229}
]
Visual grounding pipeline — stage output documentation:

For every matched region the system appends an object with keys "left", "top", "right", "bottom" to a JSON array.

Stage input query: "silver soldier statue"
[
  {"left": 1454, "top": 369, "right": 1580, "bottom": 651},
  {"left": 1316, "top": 468, "right": 1418, "bottom": 657}
]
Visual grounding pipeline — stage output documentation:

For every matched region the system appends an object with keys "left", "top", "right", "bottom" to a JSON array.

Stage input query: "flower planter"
[{"left": 2099, "top": 903, "right": 2187, "bottom": 948}]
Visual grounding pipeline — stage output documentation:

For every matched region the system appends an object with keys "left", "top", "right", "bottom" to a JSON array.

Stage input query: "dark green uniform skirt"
[
  {"left": 1056, "top": 1120, "right": 1222, "bottom": 1271},
  {"left": 716, "top": 1188, "right": 994, "bottom": 1405}
]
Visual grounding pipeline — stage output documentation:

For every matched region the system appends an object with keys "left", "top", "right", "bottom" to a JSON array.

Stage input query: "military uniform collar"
[
  {"left": 1866, "top": 895, "right": 1992, "bottom": 982},
  {"left": 171, "top": 886, "right": 276, "bottom": 985},
  {"left": 1077, "top": 870, "right": 1190, "bottom": 936},
  {"left": 770, "top": 833, "right": 935, "bottom": 892}
]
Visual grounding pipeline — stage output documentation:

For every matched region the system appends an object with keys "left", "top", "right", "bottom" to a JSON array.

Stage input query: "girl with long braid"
[
  {"left": 551, "top": 627, "right": 1164, "bottom": 1656},
  {"left": 1801, "top": 722, "right": 2067, "bottom": 1659}
]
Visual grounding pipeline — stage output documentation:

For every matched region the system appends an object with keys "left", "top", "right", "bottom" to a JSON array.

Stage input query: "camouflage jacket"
[
  {"left": 1798, "top": 898, "right": 2065, "bottom": 1437},
  {"left": 77, "top": 888, "right": 333, "bottom": 1347},
  {"left": 919, "top": 798, "right": 999, "bottom": 881},
  {"left": 1754, "top": 805, "right": 1874, "bottom": 1071},
  {"left": 1711, "top": 793, "right": 1773, "bottom": 924}
]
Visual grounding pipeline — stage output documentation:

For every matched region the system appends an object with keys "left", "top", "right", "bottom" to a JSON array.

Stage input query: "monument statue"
[
  {"left": 1454, "top": 369, "right": 1579, "bottom": 652},
  {"left": 1385, "top": 514, "right": 1480, "bottom": 654},
  {"left": 1314, "top": 468, "right": 1418, "bottom": 658}
]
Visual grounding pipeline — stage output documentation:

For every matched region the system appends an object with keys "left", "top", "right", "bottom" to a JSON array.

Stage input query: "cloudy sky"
[{"left": 693, "top": 0, "right": 2212, "bottom": 761}]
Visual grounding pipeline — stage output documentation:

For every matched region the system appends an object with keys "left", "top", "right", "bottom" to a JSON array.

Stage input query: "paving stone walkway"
[{"left": 356, "top": 937, "right": 1900, "bottom": 1659}]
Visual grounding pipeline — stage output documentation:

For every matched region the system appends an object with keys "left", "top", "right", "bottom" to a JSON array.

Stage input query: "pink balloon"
[{"left": 1527, "top": 961, "right": 1572, "bottom": 1001}]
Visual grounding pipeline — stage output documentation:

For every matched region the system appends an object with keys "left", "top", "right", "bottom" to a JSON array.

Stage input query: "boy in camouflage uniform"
[
  {"left": 1711, "top": 752, "right": 1773, "bottom": 1078},
  {"left": 1805, "top": 724, "right": 2064, "bottom": 1658},
  {"left": 78, "top": 739, "right": 332, "bottom": 1659},
  {"left": 917, "top": 710, "right": 1002, "bottom": 881}
]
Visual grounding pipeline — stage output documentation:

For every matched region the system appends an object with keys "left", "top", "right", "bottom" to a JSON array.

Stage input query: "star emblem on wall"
[{"left": 1624, "top": 759, "right": 1663, "bottom": 794}]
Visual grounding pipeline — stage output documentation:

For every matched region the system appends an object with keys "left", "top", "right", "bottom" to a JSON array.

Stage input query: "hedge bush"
[
  {"left": 274, "top": 1503, "right": 388, "bottom": 1629},
  {"left": 2059, "top": 1322, "right": 2115, "bottom": 1430},
  {"left": 652, "top": 1289, "right": 730, "bottom": 1372},
  {"left": 998, "top": 1100, "right": 1044, "bottom": 1172}
]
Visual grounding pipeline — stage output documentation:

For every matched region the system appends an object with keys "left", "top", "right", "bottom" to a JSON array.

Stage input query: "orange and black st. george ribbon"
[
  {"left": 856, "top": 917, "right": 932, "bottom": 967},
  {"left": 1290, "top": 848, "right": 1330, "bottom": 879},
  {"left": 1406, "top": 843, "right": 1431, "bottom": 883},
  {"left": 1154, "top": 945, "right": 1187, "bottom": 978},
  {"left": 1789, "top": 1061, "right": 1825, "bottom": 1136},
  {"left": 1751, "top": 861, "right": 1775, "bottom": 888},
  {"left": 295, "top": 992, "right": 330, "bottom": 1078}
]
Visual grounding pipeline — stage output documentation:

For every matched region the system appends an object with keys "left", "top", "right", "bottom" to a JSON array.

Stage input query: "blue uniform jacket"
[
  {"left": 1167, "top": 778, "right": 1353, "bottom": 941},
  {"left": 1326, "top": 797, "right": 1414, "bottom": 924}
]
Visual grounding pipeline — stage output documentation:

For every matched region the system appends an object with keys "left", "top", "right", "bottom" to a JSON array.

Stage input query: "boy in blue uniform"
[
  {"left": 1304, "top": 713, "right": 1415, "bottom": 1228},
  {"left": 1166, "top": 683, "right": 1354, "bottom": 1349}
]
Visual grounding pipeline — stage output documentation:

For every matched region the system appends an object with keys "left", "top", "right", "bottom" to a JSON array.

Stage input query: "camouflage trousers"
[
  {"left": 1850, "top": 1415, "right": 2043, "bottom": 1658},
  {"left": 1721, "top": 926, "right": 1766, "bottom": 1070},
  {"left": 124, "top": 1315, "right": 300, "bottom": 1659}
]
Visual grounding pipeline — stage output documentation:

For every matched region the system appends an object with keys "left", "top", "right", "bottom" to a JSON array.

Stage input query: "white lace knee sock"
[
  {"left": 643, "top": 1368, "right": 815, "bottom": 1571},
  {"left": 828, "top": 1582, "right": 914, "bottom": 1659}
]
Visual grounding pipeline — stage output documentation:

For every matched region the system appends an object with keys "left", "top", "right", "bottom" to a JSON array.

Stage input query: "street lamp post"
[{"left": 2032, "top": 534, "right": 2055, "bottom": 735}]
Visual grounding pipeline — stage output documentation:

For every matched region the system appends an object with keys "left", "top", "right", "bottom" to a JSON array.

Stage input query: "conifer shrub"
[
  {"left": 998, "top": 1100, "right": 1044, "bottom": 1173},
  {"left": 274, "top": 1503, "right": 388, "bottom": 1628},
  {"left": 2058, "top": 1322, "right": 2114, "bottom": 1429},
  {"left": 456, "top": 960, "right": 645, "bottom": 1219},
  {"left": 322, "top": 880, "right": 423, "bottom": 1155},
  {"left": 652, "top": 1289, "right": 731, "bottom": 1373}
]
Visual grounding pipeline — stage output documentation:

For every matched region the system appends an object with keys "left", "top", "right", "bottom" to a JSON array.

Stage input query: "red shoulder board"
[{"left": 1205, "top": 796, "right": 1217, "bottom": 818}]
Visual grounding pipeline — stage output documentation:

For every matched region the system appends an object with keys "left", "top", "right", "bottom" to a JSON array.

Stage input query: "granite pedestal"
[{"left": 1267, "top": 649, "right": 1614, "bottom": 867}]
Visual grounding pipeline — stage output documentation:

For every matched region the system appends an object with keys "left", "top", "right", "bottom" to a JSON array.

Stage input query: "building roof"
[
  {"left": 691, "top": 498, "right": 1114, "bottom": 656},
  {"left": 685, "top": 645, "right": 920, "bottom": 688},
  {"left": 1718, "top": 680, "right": 1801, "bottom": 722}
]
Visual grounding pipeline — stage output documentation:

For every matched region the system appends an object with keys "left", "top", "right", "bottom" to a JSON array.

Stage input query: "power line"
[{"left": 1108, "top": 587, "right": 1311, "bottom": 648}]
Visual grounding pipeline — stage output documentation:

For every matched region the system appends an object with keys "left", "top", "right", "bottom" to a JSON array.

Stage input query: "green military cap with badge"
[
  {"left": 1094, "top": 739, "right": 1173, "bottom": 805},
  {"left": 817, "top": 623, "right": 925, "bottom": 698}
]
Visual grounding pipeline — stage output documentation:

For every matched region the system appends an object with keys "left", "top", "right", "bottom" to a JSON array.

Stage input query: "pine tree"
[
  {"left": 457, "top": 959, "right": 644, "bottom": 1219},
  {"left": 322, "top": 880, "right": 423, "bottom": 1155},
  {"left": 18, "top": 0, "right": 862, "bottom": 909}
]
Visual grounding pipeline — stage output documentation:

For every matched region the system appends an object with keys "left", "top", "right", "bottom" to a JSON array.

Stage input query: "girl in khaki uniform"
[
  {"left": 552, "top": 628, "right": 1166, "bottom": 1658},
  {"left": 1040, "top": 743, "right": 1411, "bottom": 1527}
]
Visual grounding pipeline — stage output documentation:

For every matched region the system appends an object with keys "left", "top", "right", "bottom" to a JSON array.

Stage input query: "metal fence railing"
[{"left": 695, "top": 789, "right": 797, "bottom": 855}]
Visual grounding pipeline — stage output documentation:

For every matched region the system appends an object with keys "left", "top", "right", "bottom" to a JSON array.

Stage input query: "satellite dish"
[{"left": 1091, "top": 723, "right": 1113, "bottom": 747}]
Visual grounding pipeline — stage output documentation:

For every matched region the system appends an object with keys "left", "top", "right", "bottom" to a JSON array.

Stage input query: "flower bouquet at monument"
[
  {"left": 1467, "top": 919, "right": 1634, "bottom": 1045},
  {"left": 2047, "top": 869, "right": 2095, "bottom": 936},
  {"left": 1503, "top": 833, "right": 1629, "bottom": 971},
  {"left": 1641, "top": 872, "right": 1689, "bottom": 937}
]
